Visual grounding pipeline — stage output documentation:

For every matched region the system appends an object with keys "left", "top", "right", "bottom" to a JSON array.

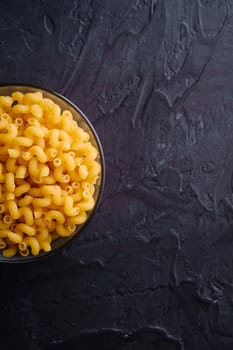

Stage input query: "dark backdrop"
[{"left": 0, "top": 1, "right": 233, "bottom": 349}]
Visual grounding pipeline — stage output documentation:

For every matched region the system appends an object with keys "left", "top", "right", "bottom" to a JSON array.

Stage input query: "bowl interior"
[{"left": 0, "top": 84, "right": 104, "bottom": 263}]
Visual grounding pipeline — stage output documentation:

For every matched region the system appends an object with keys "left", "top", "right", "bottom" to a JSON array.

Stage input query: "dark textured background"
[{"left": 1, "top": 0, "right": 233, "bottom": 349}]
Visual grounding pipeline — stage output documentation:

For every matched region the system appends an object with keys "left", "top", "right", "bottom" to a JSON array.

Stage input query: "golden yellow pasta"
[
  {"left": 0, "top": 90, "right": 101, "bottom": 257},
  {"left": 23, "top": 236, "right": 40, "bottom": 256},
  {"left": 40, "top": 240, "right": 51, "bottom": 252},
  {"left": 8, "top": 148, "right": 20, "bottom": 159},
  {"left": 3, "top": 244, "right": 17, "bottom": 258},
  {"left": 5, "top": 173, "right": 15, "bottom": 192},
  {"left": 0, "top": 96, "right": 13, "bottom": 107},
  {"left": 20, "top": 207, "right": 34, "bottom": 225},
  {"left": 19, "top": 248, "right": 29, "bottom": 257},
  {"left": 7, "top": 200, "right": 20, "bottom": 219},
  {"left": 18, "top": 195, "right": 33, "bottom": 207},
  {"left": 15, "top": 165, "right": 27, "bottom": 179},
  {"left": 7, "top": 231, "right": 23, "bottom": 244},
  {"left": 0, "top": 239, "right": 6, "bottom": 249}
]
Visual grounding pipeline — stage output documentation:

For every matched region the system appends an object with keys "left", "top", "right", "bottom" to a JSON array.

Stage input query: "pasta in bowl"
[{"left": 0, "top": 84, "right": 105, "bottom": 262}]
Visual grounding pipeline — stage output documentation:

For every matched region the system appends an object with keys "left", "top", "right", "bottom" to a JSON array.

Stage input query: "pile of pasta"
[{"left": 0, "top": 91, "right": 100, "bottom": 257}]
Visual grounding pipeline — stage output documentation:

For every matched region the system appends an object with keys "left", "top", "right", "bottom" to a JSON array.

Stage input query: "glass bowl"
[{"left": 0, "top": 83, "right": 105, "bottom": 263}]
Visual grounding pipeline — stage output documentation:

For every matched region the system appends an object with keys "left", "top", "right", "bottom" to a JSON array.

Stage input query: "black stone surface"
[{"left": 1, "top": 0, "right": 233, "bottom": 349}]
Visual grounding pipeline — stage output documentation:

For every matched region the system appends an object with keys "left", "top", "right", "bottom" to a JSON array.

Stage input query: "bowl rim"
[{"left": 0, "top": 83, "right": 105, "bottom": 263}]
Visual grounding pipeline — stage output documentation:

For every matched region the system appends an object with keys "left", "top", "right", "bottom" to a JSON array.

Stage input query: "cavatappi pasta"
[{"left": 0, "top": 91, "right": 101, "bottom": 257}]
